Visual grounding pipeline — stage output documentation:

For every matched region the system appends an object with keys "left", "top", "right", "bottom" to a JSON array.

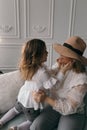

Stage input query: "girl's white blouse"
[{"left": 18, "top": 64, "right": 64, "bottom": 110}]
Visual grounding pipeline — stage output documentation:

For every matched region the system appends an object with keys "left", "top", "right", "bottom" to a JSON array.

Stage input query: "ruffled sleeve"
[
  {"left": 39, "top": 66, "right": 64, "bottom": 89},
  {"left": 53, "top": 83, "right": 87, "bottom": 115}
]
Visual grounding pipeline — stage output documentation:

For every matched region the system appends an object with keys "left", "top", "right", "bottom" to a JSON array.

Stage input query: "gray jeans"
[
  {"left": 15, "top": 101, "right": 40, "bottom": 122},
  {"left": 30, "top": 106, "right": 85, "bottom": 130}
]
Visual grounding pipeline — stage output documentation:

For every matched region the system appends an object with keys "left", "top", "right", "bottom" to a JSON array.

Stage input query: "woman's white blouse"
[
  {"left": 52, "top": 70, "right": 87, "bottom": 115},
  {"left": 18, "top": 64, "right": 64, "bottom": 110}
]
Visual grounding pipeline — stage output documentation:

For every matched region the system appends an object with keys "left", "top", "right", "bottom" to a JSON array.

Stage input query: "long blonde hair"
[
  {"left": 72, "top": 60, "right": 86, "bottom": 73},
  {"left": 19, "top": 39, "right": 46, "bottom": 80}
]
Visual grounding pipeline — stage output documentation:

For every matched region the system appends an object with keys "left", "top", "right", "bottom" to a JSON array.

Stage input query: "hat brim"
[{"left": 53, "top": 43, "right": 87, "bottom": 65}]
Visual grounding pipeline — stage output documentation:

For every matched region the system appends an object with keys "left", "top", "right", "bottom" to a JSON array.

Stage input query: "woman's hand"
[
  {"left": 59, "top": 62, "right": 73, "bottom": 74},
  {"left": 32, "top": 90, "right": 46, "bottom": 103},
  {"left": 57, "top": 59, "right": 73, "bottom": 74}
]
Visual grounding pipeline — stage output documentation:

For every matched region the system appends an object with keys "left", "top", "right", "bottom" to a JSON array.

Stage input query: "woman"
[{"left": 30, "top": 36, "right": 87, "bottom": 130}]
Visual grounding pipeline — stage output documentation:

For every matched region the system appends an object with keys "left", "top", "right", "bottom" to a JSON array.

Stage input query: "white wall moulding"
[
  {"left": 24, "top": 0, "right": 54, "bottom": 39},
  {"left": 0, "top": 0, "right": 20, "bottom": 38},
  {"left": 0, "top": 0, "right": 87, "bottom": 72},
  {"left": 70, "top": 0, "right": 87, "bottom": 39},
  {"left": 0, "top": 45, "right": 21, "bottom": 68},
  {"left": 46, "top": 45, "right": 53, "bottom": 67},
  {"left": 68, "top": 0, "right": 74, "bottom": 37},
  {"left": 32, "top": 25, "right": 46, "bottom": 33},
  {"left": 0, "top": 25, "right": 13, "bottom": 33},
  {"left": 0, "top": 44, "right": 52, "bottom": 72}
]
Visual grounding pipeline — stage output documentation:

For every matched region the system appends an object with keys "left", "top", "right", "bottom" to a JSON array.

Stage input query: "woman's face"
[{"left": 58, "top": 55, "right": 73, "bottom": 65}]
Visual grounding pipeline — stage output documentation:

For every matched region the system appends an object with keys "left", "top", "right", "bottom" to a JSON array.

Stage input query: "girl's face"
[
  {"left": 41, "top": 48, "right": 48, "bottom": 63},
  {"left": 58, "top": 55, "right": 73, "bottom": 65}
]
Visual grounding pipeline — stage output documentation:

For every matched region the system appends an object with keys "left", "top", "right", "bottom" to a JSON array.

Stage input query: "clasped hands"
[{"left": 32, "top": 90, "right": 46, "bottom": 103}]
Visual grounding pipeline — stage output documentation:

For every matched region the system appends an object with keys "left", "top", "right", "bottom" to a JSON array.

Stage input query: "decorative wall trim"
[
  {"left": 0, "top": 25, "right": 13, "bottom": 33},
  {"left": 32, "top": 25, "right": 46, "bottom": 33},
  {"left": 24, "top": 0, "right": 54, "bottom": 39},
  {"left": 48, "top": 0, "right": 54, "bottom": 38},
  {"left": 69, "top": 0, "right": 77, "bottom": 36},
  {"left": 0, "top": 43, "right": 52, "bottom": 72},
  {"left": 0, "top": 0, "right": 20, "bottom": 39},
  {"left": 48, "top": 45, "right": 53, "bottom": 67},
  {"left": 15, "top": 0, "right": 20, "bottom": 38},
  {"left": 68, "top": 0, "right": 75, "bottom": 37},
  {"left": 0, "top": 45, "right": 21, "bottom": 69},
  {"left": 69, "top": 0, "right": 87, "bottom": 40}
]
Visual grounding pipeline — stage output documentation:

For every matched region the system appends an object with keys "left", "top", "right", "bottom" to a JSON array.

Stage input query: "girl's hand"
[{"left": 32, "top": 90, "right": 46, "bottom": 103}]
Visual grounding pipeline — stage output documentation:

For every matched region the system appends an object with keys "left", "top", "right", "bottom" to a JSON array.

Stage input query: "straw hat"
[{"left": 53, "top": 36, "right": 87, "bottom": 65}]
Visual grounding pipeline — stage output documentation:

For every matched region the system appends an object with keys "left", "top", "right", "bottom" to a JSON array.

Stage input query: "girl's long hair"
[{"left": 19, "top": 39, "right": 46, "bottom": 80}]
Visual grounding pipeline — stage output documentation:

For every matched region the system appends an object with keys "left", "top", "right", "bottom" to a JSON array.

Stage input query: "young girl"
[{"left": 0, "top": 39, "right": 70, "bottom": 130}]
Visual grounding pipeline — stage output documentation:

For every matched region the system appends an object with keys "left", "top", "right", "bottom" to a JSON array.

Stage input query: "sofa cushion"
[
  {"left": 0, "top": 70, "right": 24, "bottom": 114},
  {"left": 0, "top": 113, "right": 26, "bottom": 130}
]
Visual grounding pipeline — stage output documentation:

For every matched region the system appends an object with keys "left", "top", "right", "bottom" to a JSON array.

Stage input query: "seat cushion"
[
  {"left": 0, "top": 70, "right": 24, "bottom": 114},
  {"left": 0, "top": 113, "right": 26, "bottom": 130}
]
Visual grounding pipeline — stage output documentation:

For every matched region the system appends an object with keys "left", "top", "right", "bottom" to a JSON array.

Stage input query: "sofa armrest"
[{"left": 0, "top": 70, "right": 24, "bottom": 114}]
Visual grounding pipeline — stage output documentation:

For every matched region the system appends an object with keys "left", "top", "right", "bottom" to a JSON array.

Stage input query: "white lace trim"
[{"left": 63, "top": 70, "right": 87, "bottom": 90}]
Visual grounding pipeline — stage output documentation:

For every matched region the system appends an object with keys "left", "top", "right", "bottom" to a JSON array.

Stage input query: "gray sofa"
[{"left": 0, "top": 70, "right": 87, "bottom": 130}]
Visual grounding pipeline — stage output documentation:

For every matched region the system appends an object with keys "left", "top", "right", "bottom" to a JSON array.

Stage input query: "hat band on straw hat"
[{"left": 63, "top": 43, "right": 83, "bottom": 56}]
